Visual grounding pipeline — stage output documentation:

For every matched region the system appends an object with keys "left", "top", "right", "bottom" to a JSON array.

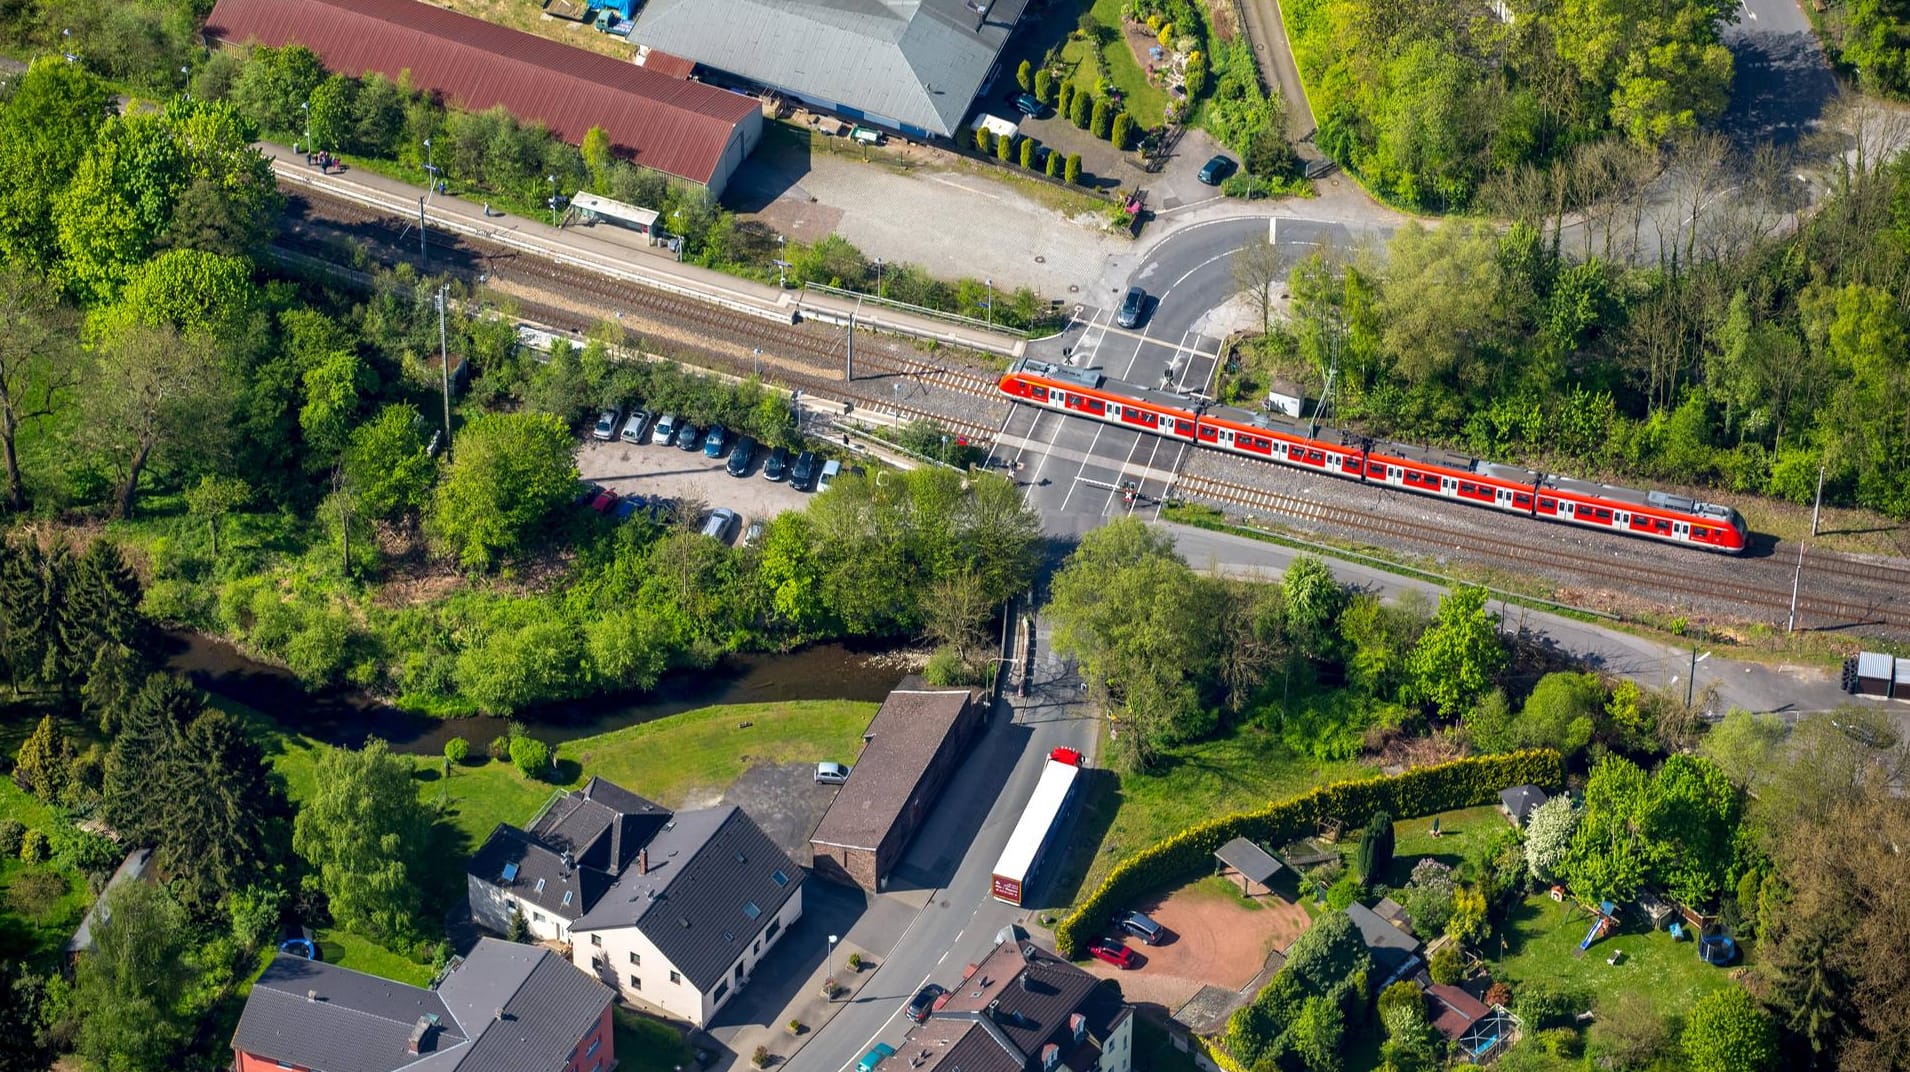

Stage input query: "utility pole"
[
  {"left": 437, "top": 285, "right": 453, "bottom": 459},
  {"left": 845, "top": 311, "right": 855, "bottom": 382},
  {"left": 418, "top": 196, "right": 428, "bottom": 265},
  {"left": 1811, "top": 458, "right": 1827, "bottom": 536},
  {"left": 1787, "top": 538, "right": 1807, "bottom": 632}
]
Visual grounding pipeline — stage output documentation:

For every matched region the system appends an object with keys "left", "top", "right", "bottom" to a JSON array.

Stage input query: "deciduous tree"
[
  {"left": 0, "top": 58, "right": 113, "bottom": 271},
  {"left": 85, "top": 322, "right": 232, "bottom": 519},
  {"left": 1680, "top": 986, "right": 1776, "bottom": 1072},
  {"left": 1405, "top": 585, "right": 1504, "bottom": 717},
  {"left": 0, "top": 265, "right": 77, "bottom": 511},
  {"left": 293, "top": 739, "right": 432, "bottom": 940},
  {"left": 1523, "top": 793, "right": 1581, "bottom": 881},
  {"left": 426, "top": 411, "right": 578, "bottom": 570},
  {"left": 66, "top": 882, "right": 194, "bottom": 1070}
]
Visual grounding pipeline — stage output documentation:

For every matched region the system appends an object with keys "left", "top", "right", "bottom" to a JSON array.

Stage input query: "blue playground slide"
[{"left": 1579, "top": 917, "right": 1606, "bottom": 951}]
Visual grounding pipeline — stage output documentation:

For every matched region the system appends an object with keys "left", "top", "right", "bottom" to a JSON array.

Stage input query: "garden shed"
[
  {"left": 1499, "top": 784, "right": 1549, "bottom": 827},
  {"left": 1856, "top": 651, "right": 1894, "bottom": 696},
  {"left": 1214, "top": 837, "right": 1286, "bottom": 899}
]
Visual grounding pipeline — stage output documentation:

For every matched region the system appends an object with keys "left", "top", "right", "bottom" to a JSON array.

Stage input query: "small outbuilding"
[
  {"left": 1856, "top": 652, "right": 1894, "bottom": 697},
  {"left": 1427, "top": 983, "right": 1517, "bottom": 1064},
  {"left": 1214, "top": 837, "right": 1287, "bottom": 899},
  {"left": 1499, "top": 784, "right": 1549, "bottom": 827},
  {"left": 809, "top": 681, "right": 981, "bottom": 892},
  {"left": 1345, "top": 902, "right": 1422, "bottom": 989}
]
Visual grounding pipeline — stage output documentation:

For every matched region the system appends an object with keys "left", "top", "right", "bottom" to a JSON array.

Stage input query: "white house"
[{"left": 467, "top": 777, "right": 804, "bottom": 1027}]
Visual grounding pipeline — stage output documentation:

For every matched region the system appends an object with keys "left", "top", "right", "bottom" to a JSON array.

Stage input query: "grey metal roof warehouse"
[{"left": 630, "top": 0, "right": 1033, "bottom": 138}]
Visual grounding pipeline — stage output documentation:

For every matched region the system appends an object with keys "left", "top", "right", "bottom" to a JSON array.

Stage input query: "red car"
[
  {"left": 1049, "top": 747, "right": 1083, "bottom": 767},
  {"left": 589, "top": 488, "right": 621, "bottom": 513},
  {"left": 1087, "top": 938, "right": 1136, "bottom": 969}
]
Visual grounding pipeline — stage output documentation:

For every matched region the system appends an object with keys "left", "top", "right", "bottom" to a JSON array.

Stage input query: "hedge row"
[{"left": 1053, "top": 750, "right": 1563, "bottom": 956}]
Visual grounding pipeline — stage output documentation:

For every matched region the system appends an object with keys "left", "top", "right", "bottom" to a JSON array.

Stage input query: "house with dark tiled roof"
[
  {"left": 901, "top": 938, "right": 1133, "bottom": 1072},
  {"left": 230, "top": 938, "right": 613, "bottom": 1072},
  {"left": 468, "top": 777, "right": 803, "bottom": 1026},
  {"left": 1345, "top": 902, "right": 1422, "bottom": 989},
  {"left": 1499, "top": 785, "right": 1549, "bottom": 828}
]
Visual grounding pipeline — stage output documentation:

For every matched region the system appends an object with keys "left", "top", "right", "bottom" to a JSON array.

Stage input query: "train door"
[
  {"left": 1387, "top": 466, "right": 1404, "bottom": 487},
  {"left": 1614, "top": 511, "right": 1630, "bottom": 529},
  {"left": 1441, "top": 476, "right": 1457, "bottom": 497},
  {"left": 1495, "top": 487, "right": 1514, "bottom": 510},
  {"left": 1672, "top": 520, "right": 1689, "bottom": 541}
]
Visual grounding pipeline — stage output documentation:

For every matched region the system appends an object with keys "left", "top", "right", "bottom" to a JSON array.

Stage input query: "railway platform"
[{"left": 259, "top": 140, "right": 1028, "bottom": 360}]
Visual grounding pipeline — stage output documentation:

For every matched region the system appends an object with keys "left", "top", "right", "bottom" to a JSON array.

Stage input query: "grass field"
[
  {"left": 615, "top": 1007, "right": 696, "bottom": 1072},
  {"left": 315, "top": 928, "right": 437, "bottom": 988},
  {"left": 0, "top": 778, "right": 94, "bottom": 965},
  {"left": 1061, "top": 723, "right": 1373, "bottom": 902},
  {"left": 1065, "top": 0, "right": 1173, "bottom": 126},
  {"left": 1486, "top": 891, "right": 1741, "bottom": 1015}
]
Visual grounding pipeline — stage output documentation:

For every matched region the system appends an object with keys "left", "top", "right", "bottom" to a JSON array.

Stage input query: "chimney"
[
  {"left": 306, "top": 989, "right": 318, "bottom": 1003},
  {"left": 1019, "top": 971, "right": 1033, "bottom": 992},
  {"left": 493, "top": 1007, "right": 504, "bottom": 1022},
  {"left": 407, "top": 1016, "right": 434, "bottom": 1055},
  {"left": 639, "top": 848, "right": 649, "bottom": 874},
  {"left": 562, "top": 849, "right": 574, "bottom": 874}
]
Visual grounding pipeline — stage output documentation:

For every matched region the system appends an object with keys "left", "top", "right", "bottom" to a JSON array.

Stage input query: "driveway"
[
  {"left": 575, "top": 438, "right": 812, "bottom": 536},
  {"left": 716, "top": 761, "right": 841, "bottom": 867},
  {"left": 1078, "top": 878, "right": 1310, "bottom": 1013}
]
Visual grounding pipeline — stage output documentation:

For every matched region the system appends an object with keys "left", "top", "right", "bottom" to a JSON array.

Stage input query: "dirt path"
[{"left": 1234, "top": 0, "right": 1318, "bottom": 145}]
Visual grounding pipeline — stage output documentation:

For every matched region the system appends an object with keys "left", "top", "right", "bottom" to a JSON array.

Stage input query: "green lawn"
[
  {"left": 1487, "top": 891, "right": 1741, "bottom": 1015},
  {"left": 1067, "top": 723, "right": 1374, "bottom": 899},
  {"left": 0, "top": 778, "right": 94, "bottom": 965},
  {"left": 1065, "top": 0, "right": 1172, "bottom": 126},
  {"left": 613, "top": 1007, "right": 695, "bottom": 1072},
  {"left": 315, "top": 927, "right": 436, "bottom": 988},
  {"left": 1372, "top": 804, "right": 1507, "bottom": 888}
]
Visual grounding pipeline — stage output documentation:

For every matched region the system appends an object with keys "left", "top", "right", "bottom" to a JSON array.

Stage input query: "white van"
[{"left": 817, "top": 458, "right": 842, "bottom": 491}]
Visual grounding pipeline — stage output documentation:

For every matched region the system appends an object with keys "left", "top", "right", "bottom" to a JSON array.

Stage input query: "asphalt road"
[{"left": 991, "top": 215, "right": 1379, "bottom": 535}]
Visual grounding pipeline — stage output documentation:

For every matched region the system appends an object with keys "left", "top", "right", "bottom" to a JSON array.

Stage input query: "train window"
[
  {"left": 1655, "top": 520, "right": 1670, "bottom": 533},
  {"left": 1514, "top": 494, "right": 1531, "bottom": 507},
  {"left": 1692, "top": 527, "right": 1709, "bottom": 539},
  {"left": 1594, "top": 508, "right": 1611, "bottom": 522},
  {"left": 1459, "top": 482, "right": 1476, "bottom": 495},
  {"left": 1029, "top": 386, "right": 1047, "bottom": 401},
  {"left": 1307, "top": 450, "right": 1323, "bottom": 463},
  {"left": 1539, "top": 497, "right": 1555, "bottom": 511},
  {"left": 1368, "top": 461, "right": 1385, "bottom": 476},
  {"left": 1066, "top": 394, "right": 1080, "bottom": 407},
  {"left": 1086, "top": 399, "right": 1104, "bottom": 413}
]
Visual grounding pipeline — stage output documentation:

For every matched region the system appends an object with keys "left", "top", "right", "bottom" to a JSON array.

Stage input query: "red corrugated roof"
[
  {"left": 204, "top": 0, "right": 758, "bottom": 185},
  {"left": 1426, "top": 984, "right": 1490, "bottom": 1041},
  {"left": 639, "top": 48, "right": 698, "bottom": 80}
]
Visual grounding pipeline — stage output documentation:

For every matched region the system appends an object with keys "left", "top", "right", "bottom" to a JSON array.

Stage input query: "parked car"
[
  {"left": 1112, "top": 909, "right": 1166, "bottom": 945},
  {"left": 815, "top": 761, "right": 852, "bottom": 785},
  {"left": 857, "top": 1044, "right": 896, "bottom": 1072},
  {"left": 675, "top": 423, "right": 704, "bottom": 451},
  {"left": 742, "top": 519, "right": 765, "bottom": 547},
  {"left": 651, "top": 413, "right": 680, "bottom": 445},
  {"left": 906, "top": 983, "right": 946, "bottom": 1024},
  {"left": 763, "top": 447, "right": 791, "bottom": 482},
  {"left": 727, "top": 435, "right": 758, "bottom": 477},
  {"left": 591, "top": 408, "right": 620, "bottom": 441},
  {"left": 1197, "top": 154, "right": 1236, "bottom": 185},
  {"left": 574, "top": 480, "right": 603, "bottom": 505},
  {"left": 1087, "top": 938, "right": 1138, "bottom": 969},
  {"left": 647, "top": 498, "right": 680, "bottom": 525},
  {"left": 703, "top": 424, "right": 728, "bottom": 458},
  {"left": 817, "top": 458, "right": 842, "bottom": 491},
  {"left": 588, "top": 488, "right": 620, "bottom": 514},
  {"left": 1013, "top": 92, "right": 1045, "bottom": 117},
  {"left": 619, "top": 409, "right": 650, "bottom": 443},
  {"left": 791, "top": 450, "right": 819, "bottom": 489},
  {"left": 1116, "top": 287, "right": 1148, "bottom": 329},
  {"left": 1048, "top": 747, "right": 1083, "bottom": 766},
  {"left": 612, "top": 496, "right": 647, "bottom": 522},
  {"left": 700, "top": 508, "right": 737, "bottom": 541}
]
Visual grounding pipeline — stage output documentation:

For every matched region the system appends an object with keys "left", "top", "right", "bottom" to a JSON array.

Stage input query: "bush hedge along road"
[{"left": 1053, "top": 750, "right": 1563, "bottom": 956}]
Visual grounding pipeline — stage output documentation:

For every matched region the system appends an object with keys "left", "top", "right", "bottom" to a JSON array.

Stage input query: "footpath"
[{"left": 260, "top": 140, "right": 1029, "bottom": 360}]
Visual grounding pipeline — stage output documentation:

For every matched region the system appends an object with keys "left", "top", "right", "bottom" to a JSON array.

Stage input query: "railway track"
[
  {"left": 276, "top": 190, "right": 1006, "bottom": 445},
  {"left": 1174, "top": 472, "right": 1910, "bottom": 632}
]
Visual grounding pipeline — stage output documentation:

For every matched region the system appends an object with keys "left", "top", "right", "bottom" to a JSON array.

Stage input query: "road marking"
[{"left": 1056, "top": 423, "right": 1110, "bottom": 512}]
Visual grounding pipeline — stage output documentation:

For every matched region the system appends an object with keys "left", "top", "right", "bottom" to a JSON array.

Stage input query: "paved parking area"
[
  {"left": 575, "top": 437, "right": 812, "bottom": 537},
  {"left": 715, "top": 761, "right": 840, "bottom": 867}
]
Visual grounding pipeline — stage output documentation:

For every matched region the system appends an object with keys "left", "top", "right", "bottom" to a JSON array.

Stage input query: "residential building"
[
  {"left": 810, "top": 683, "right": 980, "bottom": 891},
  {"left": 903, "top": 937, "right": 1133, "bottom": 1072},
  {"left": 231, "top": 938, "right": 613, "bottom": 1072},
  {"left": 627, "top": 0, "right": 1033, "bottom": 140},
  {"left": 1345, "top": 902, "right": 1423, "bottom": 990},
  {"left": 467, "top": 777, "right": 804, "bottom": 1027},
  {"left": 202, "top": 0, "right": 763, "bottom": 194}
]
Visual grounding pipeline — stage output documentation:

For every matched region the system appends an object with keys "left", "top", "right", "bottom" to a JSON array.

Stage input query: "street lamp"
[
  {"left": 874, "top": 258, "right": 884, "bottom": 300},
  {"left": 752, "top": 347, "right": 762, "bottom": 376},
  {"left": 547, "top": 174, "right": 560, "bottom": 228},
  {"left": 826, "top": 934, "right": 839, "bottom": 995},
  {"left": 984, "top": 278, "right": 994, "bottom": 326},
  {"left": 301, "top": 101, "right": 311, "bottom": 152},
  {"left": 422, "top": 138, "right": 440, "bottom": 191}
]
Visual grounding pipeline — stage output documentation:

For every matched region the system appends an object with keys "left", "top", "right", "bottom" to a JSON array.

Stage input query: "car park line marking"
[{"left": 1056, "top": 423, "right": 1110, "bottom": 513}]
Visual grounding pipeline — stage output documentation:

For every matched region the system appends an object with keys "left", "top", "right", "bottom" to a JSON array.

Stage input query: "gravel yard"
[{"left": 576, "top": 437, "right": 813, "bottom": 537}]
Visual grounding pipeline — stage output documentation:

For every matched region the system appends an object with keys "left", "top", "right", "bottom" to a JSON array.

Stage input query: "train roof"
[{"left": 1007, "top": 360, "right": 1742, "bottom": 527}]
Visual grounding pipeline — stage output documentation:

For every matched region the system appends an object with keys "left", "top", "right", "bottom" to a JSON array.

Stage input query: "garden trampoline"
[{"left": 278, "top": 938, "right": 317, "bottom": 960}]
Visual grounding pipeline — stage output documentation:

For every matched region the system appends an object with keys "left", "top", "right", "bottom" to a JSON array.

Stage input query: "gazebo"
[
  {"left": 1214, "top": 837, "right": 1287, "bottom": 898},
  {"left": 1499, "top": 785, "right": 1550, "bottom": 827}
]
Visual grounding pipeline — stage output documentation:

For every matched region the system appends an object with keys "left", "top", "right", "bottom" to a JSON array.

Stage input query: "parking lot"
[{"left": 575, "top": 435, "right": 814, "bottom": 539}]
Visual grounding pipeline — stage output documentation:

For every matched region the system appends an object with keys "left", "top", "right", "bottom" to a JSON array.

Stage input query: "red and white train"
[{"left": 998, "top": 359, "right": 1749, "bottom": 554}]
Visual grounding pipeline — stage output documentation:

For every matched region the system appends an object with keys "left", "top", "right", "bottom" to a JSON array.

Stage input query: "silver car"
[
  {"left": 591, "top": 408, "right": 620, "bottom": 441},
  {"left": 815, "top": 761, "right": 852, "bottom": 785},
  {"left": 699, "top": 508, "right": 738, "bottom": 542}
]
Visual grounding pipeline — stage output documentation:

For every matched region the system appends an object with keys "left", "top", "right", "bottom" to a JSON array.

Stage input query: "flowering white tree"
[{"left": 1524, "top": 794, "right": 1582, "bottom": 881}]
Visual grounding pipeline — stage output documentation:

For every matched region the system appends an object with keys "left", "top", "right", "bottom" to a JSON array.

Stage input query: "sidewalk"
[{"left": 261, "top": 140, "right": 1029, "bottom": 359}]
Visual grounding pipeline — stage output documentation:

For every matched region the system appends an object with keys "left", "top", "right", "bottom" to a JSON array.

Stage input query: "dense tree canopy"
[{"left": 291, "top": 739, "right": 433, "bottom": 940}]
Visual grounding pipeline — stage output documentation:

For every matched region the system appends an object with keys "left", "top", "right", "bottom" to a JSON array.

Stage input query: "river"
[{"left": 164, "top": 631, "right": 909, "bottom": 755}]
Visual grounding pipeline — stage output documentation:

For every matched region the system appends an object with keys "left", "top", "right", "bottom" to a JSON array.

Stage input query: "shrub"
[
  {"left": 1064, "top": 154, "right": 1083, "bottom": 185},
  {"left": 1485, "top": 981, "right": 1512, "bottom": 1007},
  {"left": 1034, "top": 68, "right": 1054, "bottom": 103},
  {"left": 506, "top": 907, "right": 529, "bottom": 942},
  {"left": 1514, "top": 980, "right": 1587, "bottom": 1030},
  {"left": 488, "top": 735, "right": 512, "bottom": 761},
  {"left": 752, "top": 1046, "right": 770, "bottom": 1068},
  {"left": 1324, "top": 870, "right": 1362, "bottom": 910},
  {"left": 8, "top": 869, "right": 68, "bottom": 919},
  {"left": 444, "top": 737, "right": 470, "bottom": 765},
  {"left": 510, "top": 735, "right": 550, "bottom": 778},
  {"left": 1056, "top": 81, "right": 1075, "bottom": 119},
  {"left": 974, "top": 127, "right": 993, "bottom": 154},
  {"left": 1185, "top": 55, "right": 1208, "bottom": 98},
  {"left": 847, "top": 951, "right": 863, "bottom": 970},
  {"left": 1053, "top": 751, "right": 1563, "bottom": 955},
  {"left": 1016, "top": 60, "right": 1033, "bottom": 91},
  {"left": 1110, "top": 112, "right": 1132, "bottom": 149},
  {"left": 1046, "top": 151, "right": 1064, "bottom": 178},
  {"left": 1357, "top": 811, "right": 1394, "bottom": 882},
  {"left": 1019, "top": 137, "right": 1037, "bottom": 169},
  {"left": 788, "top": 1019, "right": 803, "bottom": 1035},
  {"left": 1090, "top": 98, "right": 1112, "bottom": 139},
  {"left": 19, "top": 828, "right": 47, "bottom": 863},
  {"left": 996, "top": 132, "right": 1015, "bottom": 161},
  {"left": 0, "top": 819, "right": 22, "bottom": 856},
  {"left": 1376, "top": 980, "right": 1423, "bottom": 1023},
  {"left": 1428, "top": 942, "right": 1464, "bottom": 984},
  {"left": 1070, "top": 90, "right": 1092, "bottom": 129}
]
